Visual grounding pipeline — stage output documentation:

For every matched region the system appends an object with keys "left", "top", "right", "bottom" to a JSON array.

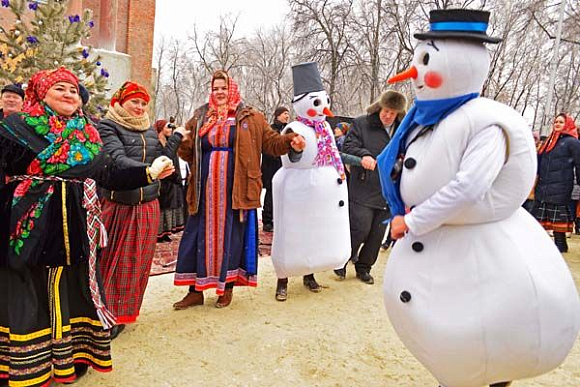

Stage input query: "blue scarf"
[{"left": 376, "top": 93, "right": 479, "bottom": 218}]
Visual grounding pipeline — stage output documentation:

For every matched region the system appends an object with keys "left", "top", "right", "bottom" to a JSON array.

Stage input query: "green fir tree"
[{"left": 0, "top": 0, "right": 109, "bottom": 114}]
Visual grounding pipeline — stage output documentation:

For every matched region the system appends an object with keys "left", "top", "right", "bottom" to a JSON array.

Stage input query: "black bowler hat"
[
  {"left": 1, "top": 83, "right": 24, "bottom": 99},
  {"left": 414, "top": 9, "right": 502, "bottom": 44}
]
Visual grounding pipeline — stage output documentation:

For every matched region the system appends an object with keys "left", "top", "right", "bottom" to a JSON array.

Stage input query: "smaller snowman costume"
[
  {"left": 377, "top": 9, "right": 580, "bottom": 387},
  {"left": 271, "top": 62, "right": 350, "bottom": 278}
]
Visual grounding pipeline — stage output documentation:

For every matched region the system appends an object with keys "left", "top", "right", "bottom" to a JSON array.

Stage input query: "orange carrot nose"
[
  {"left": 323, "top": 107, "right": 334, "bottom": 117},
  {"left": 387, "top": 66, "right": 418, "bottom": 84}
]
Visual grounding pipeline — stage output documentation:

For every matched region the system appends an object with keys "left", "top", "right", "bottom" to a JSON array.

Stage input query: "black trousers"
[
  {"left": 349, "top": 201, "right": 389, "bottom": 273},
  {"left": 262, "top": 187, "right": 273, "bottom": 226}
]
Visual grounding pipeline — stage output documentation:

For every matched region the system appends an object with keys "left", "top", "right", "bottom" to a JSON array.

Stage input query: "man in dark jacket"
[
  {"left": 261, "top": 106, "right": 290, "bottom": 232},
  {"left": 336, "top": 90, "right": 407, "bottom": 284},
  {"left": 0, "top": 84, "right": 24, "bottom": 119}
]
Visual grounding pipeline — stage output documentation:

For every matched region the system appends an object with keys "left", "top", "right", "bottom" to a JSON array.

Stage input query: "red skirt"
[{"left": 99, "top": 199, "right": 160, "bottom": 324}]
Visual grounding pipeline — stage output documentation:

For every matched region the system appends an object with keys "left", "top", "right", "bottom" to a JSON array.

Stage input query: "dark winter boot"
[
  {"left": 303, "top": 274, "right": 322, "bottom": 293},
  {"left": 275, "top": 278, "right": 288, "bottom": 301},
  {"left": 554, "top": 232, "right": 568, "bottom": 253},
  {"left": 333, "top": 262, "right": 347, "bottom": 280}
]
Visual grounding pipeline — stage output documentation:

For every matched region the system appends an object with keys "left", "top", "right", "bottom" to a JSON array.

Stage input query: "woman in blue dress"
[{"left": 173, "top": 70, "right": 305, "bottom": 309}]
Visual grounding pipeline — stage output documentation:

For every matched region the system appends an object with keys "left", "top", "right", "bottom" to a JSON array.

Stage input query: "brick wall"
[
  {"left": 126, "top": 0, "right": 155, "bottom": 90},
  {"left": 116, "top": 0, "right": 129, "bottom": 54},
  {"left": 83, "top": 0, "right": 101, "bottom": 48},
  {"left": 0, "top": 0, "right": 155, "bottom": 90}
]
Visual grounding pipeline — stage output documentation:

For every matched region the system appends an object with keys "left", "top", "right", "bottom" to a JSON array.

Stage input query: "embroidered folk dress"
[
  {"left": 174, "top": 116, "right": 258, "bottom": 294},
  {"left": 0, "top": 109, "right": 149, "bottom": 387}
]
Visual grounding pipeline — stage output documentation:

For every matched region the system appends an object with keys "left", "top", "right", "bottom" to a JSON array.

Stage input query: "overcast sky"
[{"left": 153, "top": 0, "right": 290, "bottom": 50}]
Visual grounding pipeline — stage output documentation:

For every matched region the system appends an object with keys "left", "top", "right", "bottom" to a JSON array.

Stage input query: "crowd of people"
[{"left": 0, "top": 59, "right": 578, "bottom": 386}]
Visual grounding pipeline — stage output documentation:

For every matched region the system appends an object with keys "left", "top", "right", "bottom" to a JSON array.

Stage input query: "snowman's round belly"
[
  {"left": 383, "top": 209, "right": 580, "bottom": 387},
  {"left": 271, "top": 166, "right": 350, "bottom": 277}
]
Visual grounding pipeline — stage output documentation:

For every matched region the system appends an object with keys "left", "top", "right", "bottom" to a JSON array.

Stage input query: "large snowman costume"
[
  {"left": 271, "top": 62, "right": 350, "bottom": 278},
  {"left": 376, "top": 9, "right": 580, "bottom": 387}
]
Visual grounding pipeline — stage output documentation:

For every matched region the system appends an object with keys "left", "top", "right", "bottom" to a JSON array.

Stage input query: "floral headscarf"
[
  {"left": 198, "top": 70, "right": 242, "bottom": 137},
  {"left": 109, "top": 81, "right": 150, "bottom": 106},
  {"left": 17, "top": 67, "right": 102, "bottom": 175},
  {"left": 5, "top": 66, "right": 102, "bottom": 255},
  {"left": 539, "top": 114, "right": 577, "bottom": 155},
  {"left": 23, "top": 67, "right": 79, "bottom": 114}
]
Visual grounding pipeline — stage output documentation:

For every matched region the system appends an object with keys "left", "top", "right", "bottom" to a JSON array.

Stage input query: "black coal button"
[
  {"left": 404, "top": 157, "right": 417, "bottom": 169},
  {"left": 400, "top": 291, "right": 412, "bottom": 303},
  {"left": 412, "top": 242, "right": 424, "bottom": 252}
]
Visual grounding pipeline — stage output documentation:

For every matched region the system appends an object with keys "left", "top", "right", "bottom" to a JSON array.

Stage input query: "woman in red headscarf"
[
  {"left": 531, "top": 113, "right": 580, "bottom": 252},
  {"left": 0, "top": 68, "right": 172, "bottom": 386},
  {"left": 97, "top": 82, "right": 188, "bottom": 338},
  {"left": 172, "top": 70, "right": 305, "bottom": 309}
]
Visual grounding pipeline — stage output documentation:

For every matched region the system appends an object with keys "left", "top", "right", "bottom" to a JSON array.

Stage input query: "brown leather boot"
[
  {"left": 275, "top": 278, "right": 288, "bottom": 301},
  {"left": 215, "top": 288, "right": 233, "bottom": 308},
  {"left": 173, "top": 291, "right": 204, "bottom": 310}
]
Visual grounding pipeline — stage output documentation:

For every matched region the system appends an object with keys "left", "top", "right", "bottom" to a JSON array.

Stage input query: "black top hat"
[
  {"left": 1, "top": 83, "right": 24, "bottom": 99},
  {"left": 292, "top": 62, "right": 324, "bottom": 96},
  {"left": 414, "top": 9, "right": 502, "bottom": 44}
]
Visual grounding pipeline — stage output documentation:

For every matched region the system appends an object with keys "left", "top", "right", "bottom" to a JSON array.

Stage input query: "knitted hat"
[
  {"left": 336, "top": 122, "right": 351, "bottom": 134},
  {"left": 78, "top": 84, "right": 90, "bottom": 106},
  {"left": 366, "top": 90, "right": 407, "bottom": 115},
  {"left": 274, "top": 106, "right": 289, "bottom": 120},
  {"left": 1, "top": 83, "right": 24, "bottom": 99}
]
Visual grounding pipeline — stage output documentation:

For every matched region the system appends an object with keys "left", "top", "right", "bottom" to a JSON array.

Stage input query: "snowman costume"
[
  {"left": 377, "top": 9, "right": 580, "bottom": 387},
  {"left": 271, "top": 62, "right": 350, "bottom": 278}
]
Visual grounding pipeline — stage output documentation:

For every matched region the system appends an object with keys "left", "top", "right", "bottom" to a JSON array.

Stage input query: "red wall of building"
[{"left": 0, "top": 0, "right": 155, "bottom": 89}]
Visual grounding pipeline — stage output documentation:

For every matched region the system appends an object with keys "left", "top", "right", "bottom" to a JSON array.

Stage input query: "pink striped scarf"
[{"left": 297, "top": 116, "right": 345, "bottom": 180}]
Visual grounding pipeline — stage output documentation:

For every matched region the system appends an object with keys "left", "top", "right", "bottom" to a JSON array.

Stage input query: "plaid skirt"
[
  {"left": 99, "top": 199, "right": 160, "bottom": 324},
  {"left": 530, "top": 200, "right": 573, "bottom": 233}
]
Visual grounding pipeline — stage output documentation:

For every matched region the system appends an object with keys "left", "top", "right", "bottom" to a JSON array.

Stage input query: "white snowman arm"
[
  {"left": 405, "top": 125, "right": 506, "bottom": 236},
  {"left": 282, "top": 124, "right": 303, "bottom": 163}
]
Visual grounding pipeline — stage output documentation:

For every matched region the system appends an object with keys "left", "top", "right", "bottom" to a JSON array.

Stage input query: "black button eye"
[
  {"left": 327, "top": 97, "right": 330, "bottom": 104},
  {"left": 313, "top": 99, "right": 321, "bottom": 107},
  {"left": 422, "top": 53, "right": 430, "bottom": 65}
]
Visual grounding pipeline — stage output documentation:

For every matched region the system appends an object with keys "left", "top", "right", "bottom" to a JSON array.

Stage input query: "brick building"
[{"left": 0, "top": 0, "right": 156, "bottom": 94}]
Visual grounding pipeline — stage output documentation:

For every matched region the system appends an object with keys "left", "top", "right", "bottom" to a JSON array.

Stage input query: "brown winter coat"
[{"left": 179, "top": 104, "right": 298, "bottom": 215}]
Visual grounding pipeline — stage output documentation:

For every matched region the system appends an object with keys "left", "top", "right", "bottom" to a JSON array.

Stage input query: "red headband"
[{"left": 110, "top": 81, "right": 150, "bottom": 107}]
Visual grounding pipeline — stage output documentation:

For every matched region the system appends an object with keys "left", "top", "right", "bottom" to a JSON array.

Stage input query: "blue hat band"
[{"left": 430, "top": 21, "right": 488, "bottom": 33}]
